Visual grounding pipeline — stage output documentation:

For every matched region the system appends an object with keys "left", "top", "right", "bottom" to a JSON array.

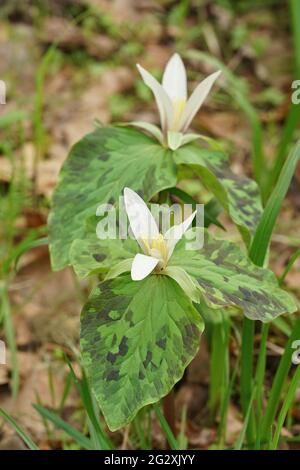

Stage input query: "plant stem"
[
  {"left": 240, "top": 317, "right": 256, "bottom": 445},
  {"left": 254, "top": 322, "right": 269, "bottom": 448},
  {"left": 255, "top": 324, "right": 269, "bottom": 411},
  {"left": 235, "top": 384, "right": 257, "bottom": 450},
  {"left": 163, "top": 390, "right": 177, "bottom": 438},
  {"left": 153, "top": 400, "right": 178, "bottom": 450}
]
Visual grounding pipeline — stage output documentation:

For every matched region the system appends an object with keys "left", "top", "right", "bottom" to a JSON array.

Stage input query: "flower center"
[{"left": 140, "top": 233, "right": 169, "bottom": 269}]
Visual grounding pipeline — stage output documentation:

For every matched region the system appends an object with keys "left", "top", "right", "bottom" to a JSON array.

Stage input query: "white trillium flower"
[
  {"left": 134, "top": 53, "right": 221, "bottom": 150},
  {"left": 124, "top": 187, "right": 196, "bottom": 281}
]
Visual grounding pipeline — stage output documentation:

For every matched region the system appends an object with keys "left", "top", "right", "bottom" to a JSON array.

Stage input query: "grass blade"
[
  {"left": 240, "top": 140, "right": 300, "bottom": 445},
  {"left": 209, "top": 313, "right": 230, "bottom": 414},
  {"left": 290, "top": 0, "right": 300, "bottom": 74},
  {"left": 64, "top": 355, "right": 113, "bottom": 450},
  {"left": 234, "top": 385, "right": 257, "bottom": 450},
  {"left": 240, "top": 318, "right": 256, "bottom": 445},
  {"left": 153, "top": 402, "right": 178, "bottom": 450},
  {"left": 261, "top": 317, "right": 300, "bottom": 446},
  {"left": 265, "top": 0, "right": 300, "bottom": 195},
  {"left": 273, "top": 316, "right": 293, "bottom": 337},
  {"left": 254, "top": 323, "right": 269, "bottom": 448},
  {"left": 217, "top": 358, "right": 239, "bottom": 448},
  {"left": 279, "top": 247, "right": 300, "bottom": 285},
  {"left": 249, "top": 139, "right": 300, "bottom": 266},
  {"left": 271, "top": 363, "right": 300, "bottom": 449},
  {"left": 0, "top": 408, "right": 39, "bottom": 450},
  {"left": 33, "top": 403, "right": 93, "bottom": 450},
  {"left": 266, "top": 106, "right": 300, "bottom": 194}
]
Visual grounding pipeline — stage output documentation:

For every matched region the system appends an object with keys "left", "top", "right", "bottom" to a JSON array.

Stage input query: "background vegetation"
[{"left": 0, "top": 0, "right": 299, "bottom": 450}]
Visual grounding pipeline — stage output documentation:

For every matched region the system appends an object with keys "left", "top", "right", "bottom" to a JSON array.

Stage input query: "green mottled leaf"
[
  {"left": 169, "top": 229, "right": 297, "bottom": 322},
  {"left": 80, "top": 274, "right": 204, "bottom": 431},
  {"left": 70, "top": 234, "right": 138, "bottom": 278},
  {"left": 105, "top": 259, "right": 134, "bottom": 280},
  {"left": 174, "top": 145, "right": 263, "bottom": 245},
  {"left": 49, "top": 127, "right": 177, "bottom": 271}
]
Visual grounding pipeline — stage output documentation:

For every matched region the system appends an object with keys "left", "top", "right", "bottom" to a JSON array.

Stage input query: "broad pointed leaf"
[
  {"left": 49, "top": 127, "right": 177, "bottom": 270},
  {"left": 169, "top": 229, "right": 297, "bottom": 322},
  {"left": 70, "top": 235, "right": 138, "bottom": 278},
  {"left": 80, "top": 274, "right": 204, "bottom": 431},
  {"left": 174, "top": 145, "right": 263, "bottom": 245}
]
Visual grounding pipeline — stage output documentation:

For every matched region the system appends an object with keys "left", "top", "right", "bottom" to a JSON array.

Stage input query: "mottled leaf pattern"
[
  {"left": 169, "top": 229, "right": 297, "bottom": 321},
  {"left": 70, "top": 234, "right": 138, "bottom": 278},
  {"left": 49, "top": 126, "right": 262, "bottom": 271},
  {"left": 174, "top": 145, "right": 263, "bottom": 245},
  {"left": 49, "top": 127, "right": 177, "bottom": 270},
  {"left": 80, "top": 274, "right": 204, "bottom": 431}
]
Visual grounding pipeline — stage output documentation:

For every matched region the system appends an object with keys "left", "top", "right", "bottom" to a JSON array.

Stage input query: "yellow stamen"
[{"left": 140, "top": 233, "right": 169, "bottom": 268}]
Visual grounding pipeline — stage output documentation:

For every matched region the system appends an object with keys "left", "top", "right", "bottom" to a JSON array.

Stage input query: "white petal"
[
  {"left": 164, "top": 210, "right": 197, "bottom": 260},
  {"left": 124, "top": 188, "right": 159, "bottom": 249},
  {"left": 131, "top": 253, "right": 159, "bottom": 281},
  {"left": 162, "top": 53, "right": 187, "bottom": 101},
  {"left": 136, "top": 64, "right": 173, "bottom": 132},
  {"left": 179, "top": 70, "right": 221, "bottom": 132}
]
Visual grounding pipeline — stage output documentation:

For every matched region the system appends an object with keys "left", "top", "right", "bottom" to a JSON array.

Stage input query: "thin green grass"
[
  {"left": 250, "top": 140, "right": 300, "bottom": 266},
  {"left": 265, "top": 0, "right": 300, "bottom": 196},
  {"left": 0, "top": 408, "right": 39, "bottom": 450},
  {"left": 217, "top": 358, "right": 239, "bottom": 448},
  {"left": 271, "top": 363, "right": 300, "bottom": 449},
  {"left": 153, "top": 402, "right": 178, "bottom": 450},
  {"left": 241, "top": 139, "right": 300, "bottom": 447},
  {"left": 279, "top": 247, "right": 300, "bottom": 285},
  {"left": 64, "top": 355, "right": 113, "bottom": 450},
  {"left": 209, "top": 312, "right": 230, "bottom": 415},
  {"left": 240, "top": 318, "right": 256, "bottom": 444},
  {"left": 234, "top": 385, "right": 257, "bottom": 450},
  {"left": 260, "top": 317, "right": 300, "bottom": 447},
  {"left": 33, "top": 404, "right": 94, "bottom": 450}
]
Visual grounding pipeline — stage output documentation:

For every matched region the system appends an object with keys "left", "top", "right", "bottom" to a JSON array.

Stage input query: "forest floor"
[{"left": 0, "top": 0, "right": 299, "bottom": 450}]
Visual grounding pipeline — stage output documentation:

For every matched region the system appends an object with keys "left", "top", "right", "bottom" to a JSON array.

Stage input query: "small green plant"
[{"left": 48, "top": 52, "right": 298, "bottom": 441}]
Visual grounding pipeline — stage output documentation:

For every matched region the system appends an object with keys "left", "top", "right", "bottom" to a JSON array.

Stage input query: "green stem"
[
  {"left": 235, "top": 384, "right": 257, "bottom": 450},
  {"left": 153, "top": 401, "right": 178, "bottom": 450},
  {"left": 240, "top": 317, "right": 256, "bottom": 445},
  {"left": 254, "top": 323, "right": 269, "bottom": 448},
  {"left": 209, "top": 315, "right": 230, "bottom": 415},
  {"left": 133, "top": 413, "right": 148, "bottom": 450},
  {"left": 162, "top": 390, "right": 177, "bottom": 439},
  {"left": 218, "top": 357, "right": 239, "bottom": 448}
]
